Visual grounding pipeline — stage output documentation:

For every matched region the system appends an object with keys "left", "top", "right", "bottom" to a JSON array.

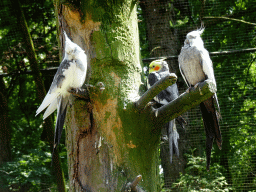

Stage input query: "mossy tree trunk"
[{"left": 55, "top": 0, "right": 161, "bottom": 191}]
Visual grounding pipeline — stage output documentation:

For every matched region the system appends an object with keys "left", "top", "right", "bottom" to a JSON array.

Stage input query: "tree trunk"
[
  {"left": 0, "top": 78, "right": 11, "bottom": 165},
  {"left": 0, "top": 77, "right": 11, "bottom": 192},
  {"left": 55, "top": 1, "right": 161, "bottom": 191}
]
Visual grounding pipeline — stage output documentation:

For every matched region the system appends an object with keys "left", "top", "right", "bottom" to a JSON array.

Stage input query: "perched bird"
[
  {"left": 36, "top": 31, "right": 87, "bottom": 156},
  {"left": 147, "top": 59, "right": 185, "bottom": 163},
  {"left": 178, "top": 28, "right": 222, "bottom": 170}
]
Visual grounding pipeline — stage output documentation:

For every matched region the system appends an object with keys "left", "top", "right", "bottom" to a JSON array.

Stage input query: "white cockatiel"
[
  {"left": 178, "top": 28, "right": 222, "bottom": 170},
  {"left": 36, "top": 31, "right": 87, "bottom": 155}
]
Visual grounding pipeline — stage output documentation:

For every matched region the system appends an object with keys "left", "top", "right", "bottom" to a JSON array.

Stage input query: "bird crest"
[
  {"left": 185, "top": 27, "right": 205, "bottom": 47},
  {"left": 149, "top": 58, "right": 167, "bottom": 73}
]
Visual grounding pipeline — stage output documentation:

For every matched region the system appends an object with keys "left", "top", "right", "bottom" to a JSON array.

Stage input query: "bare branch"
[
  {"left": 203, "top": 16, "right": 256, "bottom": 26},
  {"left": 135, "top": 73, "right": 177, "bottom": 110},
  {"left": 152, "top": 80, "right": 216, "bottom": 124},
  {"left": 130, "top": 175, "right": 142, "bottom": 191}
]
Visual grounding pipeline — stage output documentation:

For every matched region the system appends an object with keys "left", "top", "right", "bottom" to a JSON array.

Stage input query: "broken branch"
[{"left": 123, "top": 175, "right": 144, "bottom": 192}]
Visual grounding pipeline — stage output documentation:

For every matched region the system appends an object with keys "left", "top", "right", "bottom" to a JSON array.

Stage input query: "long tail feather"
[
  {"left": 176, "top": 115, "right": 187, "bottom": 130},
  {"left": 36, "top": 92, "right": 59, "bottom": 116},
  {"left": 200, "top": 96, "right": 222, "bottom": 170},
  {"left": 43, "top": 98, "right": 58, "bottom": 120},
  {"left": 52, "top": 96, "right": 68, "bottom": 158},
  {"left": 214, "top": 93, "right": 221, "bottom": 115},
  {"left": 167, "top": 120, "right": 179, "bottom": 163}
]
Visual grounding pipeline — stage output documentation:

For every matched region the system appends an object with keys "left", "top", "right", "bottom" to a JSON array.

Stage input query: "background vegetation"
[{"left": 0, "top": 0, "right": 255, "bottom": 191}]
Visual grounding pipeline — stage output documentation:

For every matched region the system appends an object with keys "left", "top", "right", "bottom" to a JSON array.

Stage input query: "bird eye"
[{"left": 153, "top": 65, "right": 155, "bottom": 68}]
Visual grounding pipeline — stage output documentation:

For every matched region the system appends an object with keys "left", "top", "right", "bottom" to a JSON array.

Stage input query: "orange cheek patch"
[{"left": 154, "top": 66, "right": 160, "bottom": 71}]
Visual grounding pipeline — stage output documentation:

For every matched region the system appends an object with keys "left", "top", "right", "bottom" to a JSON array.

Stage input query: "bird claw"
[
  {"left": 68, "top": 87, "right": 90, "bottom": 99},
  {"left": 161, "top": 135, "right": 168, "bottom": 142},
  {"left": 155, "top": 109, "right": 159, "bottom": 117},
  {"left": 199, "top": 87, "right": 203, "bottom": 95},
  {"left": 145, "top": 101, "right": 155, "bottom": 108},
  {"left": 186, "top": 86, "right": 194, "bottom": 93},
  {"left": 194, "top": 83, "right": 203, "bottom": 95},
  {"left": 96, "top": 82, "right": 105, "bottom": 92}
]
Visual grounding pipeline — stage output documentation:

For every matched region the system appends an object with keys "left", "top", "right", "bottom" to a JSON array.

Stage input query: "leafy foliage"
[
  {"left": 0, "top": 0, "right": 68, "bottom": 191},
  {"left": 0, "top": 145, "right": 55, "bottom": 191},
  {"left": 171, "top": 151, "right": 233, "bottom": 192}
]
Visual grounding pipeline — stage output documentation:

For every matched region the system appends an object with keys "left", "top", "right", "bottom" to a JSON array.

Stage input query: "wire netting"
[
  {"left": 0, "top": 0, "right": 255, "bottom": 191},
  {"left": 139, "top": 0, "right": 256, "bottom": 191}
]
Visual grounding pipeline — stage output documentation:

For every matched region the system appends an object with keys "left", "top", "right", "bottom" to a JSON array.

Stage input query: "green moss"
[
  {"left": 62, "top": 0, "right": 127, "bottom": 22},
  {"left": 104, "top": 111, "right": 111, "bottom": 122},
  {"left": 91, "top": 31, "right": 112, "bottom": 60},
  {"left": 117, "top": 101, "right": 161, "bottom": 191}
]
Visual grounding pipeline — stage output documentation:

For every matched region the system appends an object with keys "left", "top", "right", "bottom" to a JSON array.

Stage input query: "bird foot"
[
  {"left": 145, "top": 101, "right": 156, "bottom": 108},
  {"left": 69, "top": 87, "right": 90, "bottom": 99},
  {"left": 186, "top": 86, "right": 194, "bottom": 93},
  {"left": 96, "top": 82, "right": 105, "bottom": 92},
  {"left": 161, "top": 135, "right": 168, "bottom": 142},
  {"left": 194, "top": 83, "right": 203, "bottom": 95}
]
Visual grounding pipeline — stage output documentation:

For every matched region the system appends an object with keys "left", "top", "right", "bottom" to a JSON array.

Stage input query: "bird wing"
[
  {"left": 147, "top": 72, "right": 161, "bottom": 88},
  {"left": 158, "top": 83, "right": 179, "bottom": 103},
  {"left": 200, "top": 49, "right": 216, "bottom": 85},
  {"left": 148, "top": 71, "right": 180, "bottom": 105},
  {"left": 199, "top": 49, "right": 221, "bottom": 115},
  {"left": 35, "top": 59, "right": 70, "bottom": 117},
  {"left": 178, "top": 48, "right": 191, "bottom": 87}
]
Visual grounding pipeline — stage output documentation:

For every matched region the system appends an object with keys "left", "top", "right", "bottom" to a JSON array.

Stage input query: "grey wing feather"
[
  {"left": 49, "top": 59, "right": 70, "bottom": 93},
  {"left": 159, "top": 83, "right": 179, "bottom": 102},
  {"left": 148, "top": 72, "right": 161, "bottom": 88},
  {"left": 148, "top": 72, "right": 179, "bottom": 103},
  {"left": 36, "top": 59, "right": 71, "bottom": 117},
  {"left": 179, "top": 62, "right": 190, "bottom": 87}
]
